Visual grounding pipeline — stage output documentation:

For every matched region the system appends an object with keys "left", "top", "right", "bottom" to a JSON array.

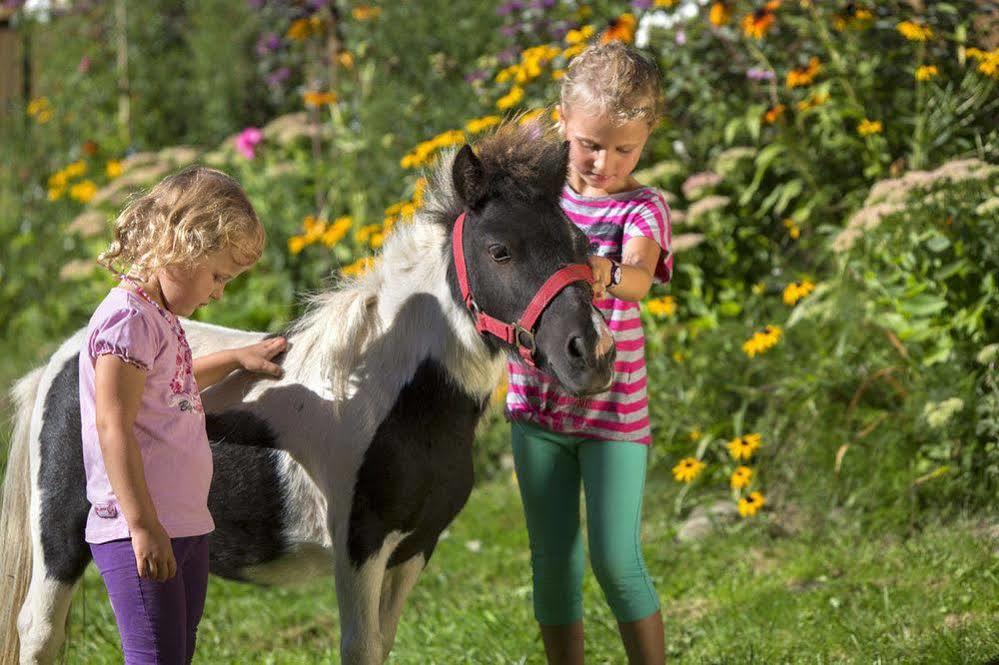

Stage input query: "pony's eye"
[{"left": 488, "top": 244, "right": 512, "bottom": 263}]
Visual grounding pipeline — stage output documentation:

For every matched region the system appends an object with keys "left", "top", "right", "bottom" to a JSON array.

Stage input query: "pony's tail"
[{"left": 0, "top": 367, "right": 43, "bottom": 665}]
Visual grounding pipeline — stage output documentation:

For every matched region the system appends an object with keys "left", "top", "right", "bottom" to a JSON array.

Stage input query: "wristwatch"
[{"left": 608, "top": 259, "right": 623, "bottom": 287}]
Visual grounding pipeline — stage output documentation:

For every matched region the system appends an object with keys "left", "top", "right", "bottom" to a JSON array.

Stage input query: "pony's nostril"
[{"left": 568, "top": 335, "right": 586, "bottom": 360}]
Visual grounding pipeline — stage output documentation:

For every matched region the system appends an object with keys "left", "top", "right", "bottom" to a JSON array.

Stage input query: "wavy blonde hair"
[
  {"left": 560, "top": 41, "right": 665, "bottom": 126},
  {"left": 99, "top": 166, "right": 264, "bottom": 278}
]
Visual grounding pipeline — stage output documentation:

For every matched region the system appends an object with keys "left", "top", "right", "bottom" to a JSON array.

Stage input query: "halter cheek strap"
[{"left": 452, "top": 212, "right": 594, "bottom": 367}]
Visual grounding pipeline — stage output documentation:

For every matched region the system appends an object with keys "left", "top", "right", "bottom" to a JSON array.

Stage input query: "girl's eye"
[{"left": 618, "top": 148, "right": 634, "bottom": 155}]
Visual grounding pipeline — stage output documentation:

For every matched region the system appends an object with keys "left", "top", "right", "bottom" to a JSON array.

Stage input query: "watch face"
[{"left": 611, "top": 264, "right": 622, "bottom": 286}]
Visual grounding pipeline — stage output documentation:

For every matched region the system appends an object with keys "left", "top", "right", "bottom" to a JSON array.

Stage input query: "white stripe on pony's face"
[{"left": 592, "top": 308, "right": 615, "bottom": 358}]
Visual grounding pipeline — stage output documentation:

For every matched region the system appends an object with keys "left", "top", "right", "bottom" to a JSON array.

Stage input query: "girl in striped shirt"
[{"left": 507, "top": 42, "right": 671, "bottom": 665}]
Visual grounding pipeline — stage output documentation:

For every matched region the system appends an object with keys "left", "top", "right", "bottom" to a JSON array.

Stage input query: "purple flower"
[
  {"left": 747, "top": 67, "right": 776, "bottom": 81},
  {"left": 631, "top": 0, "right": 653, "bottom": 9},
  {"left": 497, "top": 47, "right": 519, "bottom": 65},
  {"left": 306, "top": 0, "right": 329, "bottom": 9},
  {"left": 500, "top": 24, "right": 520, "bottom": 38},
  {"left": 548, "top": 21, "right": 570, "bottom": 40},
  {"left": 255, "top": 32, "right": 282, "bottom": 56},
  {"left": 246, "top": 0, "right": 266, "bottom": 9},
  {"left": 496, "top": 1, "right": 523, "bottom": 16},
  {"left": 464, "top": 69, "right": 489, "bottom": 84},
  {"left": 265, "top": 67, "right": 291, "bottom": 88},
  {"left": 529, "top": 0, "right": 556, "bottom": 10},
  {"left": 78, "top": 55, "right": 92, "bottom": 73},
  {"left": 235, "top": 127, "right": 263, "bottom": 160}
]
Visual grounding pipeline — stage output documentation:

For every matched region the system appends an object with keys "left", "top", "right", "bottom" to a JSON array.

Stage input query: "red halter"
[{"left": 452, "top": 212, "right": 594, "bottom": 367}]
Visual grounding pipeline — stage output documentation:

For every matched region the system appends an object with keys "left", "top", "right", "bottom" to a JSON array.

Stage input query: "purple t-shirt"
[{"left": 79, "top": 286, "right": 214, "bottom": 544}]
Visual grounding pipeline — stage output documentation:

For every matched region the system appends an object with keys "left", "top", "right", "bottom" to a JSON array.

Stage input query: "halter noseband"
[{"left": 452, "top": 212, "right": 594, "bottom": 367}]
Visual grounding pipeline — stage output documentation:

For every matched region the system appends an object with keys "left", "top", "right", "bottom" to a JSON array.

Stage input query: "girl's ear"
[{"left": 452, "top": 144, "right": 486, "bottom": 210}]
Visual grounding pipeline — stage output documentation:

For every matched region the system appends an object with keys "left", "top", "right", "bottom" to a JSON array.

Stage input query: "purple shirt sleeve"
[
  {"left": 87, "top": 307, "right": 161, "bottom": 371},
  {"left": 623, "top": 192, "right": 674, "bottom": 283}
]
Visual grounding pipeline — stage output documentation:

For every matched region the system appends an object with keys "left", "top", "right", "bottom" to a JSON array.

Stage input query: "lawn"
[{"left": 57, "top": 469, "right": 999, "bottom": 664}]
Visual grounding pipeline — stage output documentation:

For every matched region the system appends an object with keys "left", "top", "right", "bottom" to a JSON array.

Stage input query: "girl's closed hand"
[
  {"left": 588, "top": 255, "right": 612, "bottom": 301},
  {"left": 235, "top": 337, "right": 287, "bottom": 378},
  {"left": 131, "top": 522, "right": 176, "bottom": 582}
]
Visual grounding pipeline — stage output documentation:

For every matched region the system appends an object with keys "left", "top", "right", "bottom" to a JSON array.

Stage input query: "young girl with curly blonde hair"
[{"left": 82, "top": 166, "right": 285, "bottom": 664}]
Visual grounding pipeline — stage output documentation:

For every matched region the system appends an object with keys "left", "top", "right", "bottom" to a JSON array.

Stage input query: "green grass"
[{"left": 55, "top": 474, "right": 998, "bottom": 664}]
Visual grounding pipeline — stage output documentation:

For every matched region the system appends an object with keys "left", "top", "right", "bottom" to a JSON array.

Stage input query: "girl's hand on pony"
[{"left": 234, "top": 337, "right": 287, "bottom": 378}]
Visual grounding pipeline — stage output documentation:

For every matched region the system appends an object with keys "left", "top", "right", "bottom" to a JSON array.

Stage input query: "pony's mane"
[{"left": 288, "top": 119, "right": 563, "bottom": 398}]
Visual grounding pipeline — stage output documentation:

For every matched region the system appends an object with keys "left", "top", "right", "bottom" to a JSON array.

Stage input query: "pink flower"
[{"left": 235, "top": 127, "right": 264, "bottom": 159}]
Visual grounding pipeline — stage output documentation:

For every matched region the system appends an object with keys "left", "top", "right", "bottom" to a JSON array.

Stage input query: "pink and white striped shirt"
[{"left": 506, "top": 185, "right": 673, "bottom": 445}]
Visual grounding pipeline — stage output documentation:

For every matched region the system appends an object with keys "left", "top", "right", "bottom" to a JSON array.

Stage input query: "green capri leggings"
[{"left": 511, "top": 419, "right": 660, "bottom": 625}]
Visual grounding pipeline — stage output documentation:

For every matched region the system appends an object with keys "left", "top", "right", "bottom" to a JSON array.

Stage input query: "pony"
[{"left": 0, "top": 121, "right": 616, "bottom": 665}]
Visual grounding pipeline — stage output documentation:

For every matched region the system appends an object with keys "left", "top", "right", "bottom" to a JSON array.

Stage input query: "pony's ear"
[
  {"left": 452, "top": 144, "right": 486, "bottom": 210},
  {"left": 537, "top": 140, "right": 570, "bottom": 201}
]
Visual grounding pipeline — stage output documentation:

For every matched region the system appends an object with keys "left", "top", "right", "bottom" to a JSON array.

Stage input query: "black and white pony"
[{"left": 0, "top": 121, "right": 616, "bottom": 664}]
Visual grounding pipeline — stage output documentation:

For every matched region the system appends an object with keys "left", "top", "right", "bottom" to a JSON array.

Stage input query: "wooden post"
[
  {"left": 115, "top": 0, "right": 131, "bottom": 145},
  {"left": 0, "top": 12, "right": 23, "bottom": 115}
]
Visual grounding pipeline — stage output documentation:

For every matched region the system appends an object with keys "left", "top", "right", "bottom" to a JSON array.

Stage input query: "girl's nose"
[{"left": 593, "top": 150, "right": 606, "bottom": 171}]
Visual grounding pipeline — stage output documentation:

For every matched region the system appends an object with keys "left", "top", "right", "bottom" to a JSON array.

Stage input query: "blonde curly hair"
[
  {"left": 560, "top": 41, "right": 664, "bottom": 127},
  {"left": 99, "top": 166, "right": 264, "bottom": 279}
]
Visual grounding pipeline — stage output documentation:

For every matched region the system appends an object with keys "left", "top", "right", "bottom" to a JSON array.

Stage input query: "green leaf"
[{"left": 740, "top": 143, "right": 786, "bottom": 206}]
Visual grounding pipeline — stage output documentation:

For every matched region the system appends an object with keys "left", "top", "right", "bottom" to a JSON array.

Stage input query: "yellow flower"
[
  {"left": 413, "top": 177, "right": 427, "bottom": 208},
  {"left": 552, "top": 69, "right": 565, "bottom": 80},
  {"left": 518, "top": 108, "right": 545, "bottom": 125},
  {"left": 709, "top": 2, "right": 731, "bottom": 26},
  {"left": 47, "top": 187, "right": 65, "bottom": 201},
  {"left": 338, "top": 51, "right": 355, "bottom": 69},
  {"left": 288, "top": 236, "right": 307, "bottom": 255},
  {"left": 465, "top": 115, "right": 502, "bottom": 134},
  {"left": 562, "top": 43, "right": 586, "bottom": 60},
  {"left": 672, "top": 457, "right": 706, "bottom": 483},
  {"left": 738, "top": 491, "right": 766, "bottom": 517},
  {"left": 783, "top": 218, "right": 801, "bottom": 238},
  {"left": 27, "top": 96, "right": 53, "bottom": 123},
  {"left": 601, "top": 13, "right": 636, "bottom": 44},
  {"left": 48, "top": 170, "right": 68, "bottom": 189},
  {"left": 730, "top": 466, "right": 753, "bottom": 489},
  {"left": 64, "top": 160, "right": 87, "bottom": 179},
  {"left": 303, "top": 90, "right": 338, "bottom": 107},
  {"left": 688, "top": 427, "right": 702, "bottom": 442},
  {"left": 857, "top": 118, "right": 882, "bottom": 136},
  {"left": 322, "top": 216, "right": 353, "bottom": 248},
  {"left": 105, "top": 160, "right": 124, "bottom": 179},
  {"left": 352, "top": 6, "right": 381, "bottom": 20},
  {"left": 786, "top": 57, "right": 821, "bottom": 88},
  {"left": 342, "top": 256, "right": 376, "bottom": 277},
  {"left": 795, "top": 92, "right": 828, "bottom": 112},
  {"left": 497, "top": 86, "right": 524, "bottom": 111},
  {"left": 69, "top": 180, "right": 98, "bottom": 203},
  {"left": 565, "top": 25, "right": 595, "bottom": 45},
  {"left": 727, "top": 433, "right": 762, "bottom": 461},
  {"left": 742, "top": 325, "right": 781, "bottom": 357},
  {"left": 655, "top": 0, "right": 676, "bottom": 6},
  {"left": 897, "top": 20, "right": 933, "bottom": 42},
  {"left": 782, "top": 279, "right": 815, "bottom": 306},
  {"left": 965, "top": 47, "right": 999, "bottom": 79},
  {"left": 645, "top": 295, "right": 677, "bottom": 317},
  {"left": 915, "top": 65, "right": 939, "bottom": 81}
]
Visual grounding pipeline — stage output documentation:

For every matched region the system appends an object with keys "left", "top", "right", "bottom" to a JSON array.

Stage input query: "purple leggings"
[{"left": 89, "top": 534, "right": 210, "bottom": 665}]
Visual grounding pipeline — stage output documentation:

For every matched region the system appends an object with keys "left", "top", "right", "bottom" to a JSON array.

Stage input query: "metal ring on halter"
[{"left": 513, "top": 324, "right": 536, "bottom": 353}]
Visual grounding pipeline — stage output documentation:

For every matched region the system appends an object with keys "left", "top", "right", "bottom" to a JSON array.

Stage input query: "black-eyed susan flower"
[
  {"left": 27, "top": 96, "right": 53, "bottom": 124},
  {"left": 727, "top": 433, "right": 762, "bottom": 461},
  {"left": 742, "top": 2, "right": 779, "bottom": 40},
  {"left": 465, "top": 115, "right": 502, "bottom": 134},
  {"left": 763, "top": 104, "right": 786, "bottom": 124},
  {"left": 342, "top": 256, "right": 376, "bottom": 277},
  {"left": 738, "top": 491, "right": 766, "bottom": 517},
  {"left": 782, "top": 279, "right": 815, "bottom": 306},
  {"left": 897, "top": 20, "right": 932, "bottom": 42},
  {"left": 497, "top": 86, "right": 525, "bottom": 110},
  {"left": 742, "top": 325, "right": 782, "bottom": 357},
  {"left": 709, "top": 2, "right": 731, "bottom": 26},
  {"left": 106, "top": 160, "right": 124, "bottom": 179},
  {"left": 352, "top": 5, "right": 382, "bottom": 20},
  {"left": 730, "top": 466, "right": 753, "bottom": 489},
  {"left": 601, "top": 13, "right": 637, "bottom": 44},
  {"left": 857, "top": 118, "right": 882, "bottom": 136},
  {"left": 786, "top": 57, "right": 821, "bottom": 88},
  {"left": 303, "top": 90, "right": 338, "bottom": 107},
  {"left": 672, "top": 457, "right": 706, "bottom": 483},
  {"left": 795, "top": 92, "right": 828, "bottom": 112},
  {"left": 69, "top": 180, "right": 98, "bottom": 204}
]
